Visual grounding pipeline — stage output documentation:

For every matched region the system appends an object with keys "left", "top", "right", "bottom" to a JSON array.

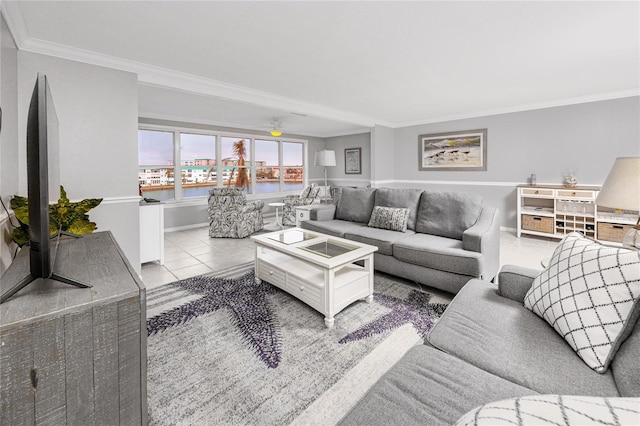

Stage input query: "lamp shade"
[
  {"left": 314, "top": 150, "right": 336, "bottom": 167},
  {"left": 595, "top": 157, "right": 640, "bottom": 211}
]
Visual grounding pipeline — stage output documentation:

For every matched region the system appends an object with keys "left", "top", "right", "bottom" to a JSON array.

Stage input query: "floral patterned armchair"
[
  {"left": 208, "top": 188, "right": 264, "bottom": 238},
  {"left": 282, "top": 184, "right": 321, "bottom": 226}
]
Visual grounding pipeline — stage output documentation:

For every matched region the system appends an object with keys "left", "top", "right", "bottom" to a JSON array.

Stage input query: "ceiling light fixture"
[{"left": 270, "top": 120, "right": 282, "bottom": 137}]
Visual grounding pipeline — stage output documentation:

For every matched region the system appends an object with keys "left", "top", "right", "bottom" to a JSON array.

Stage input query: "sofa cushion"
[
  {"left": 338, "top": 344, "right": 537, "bottom": 426},
  {"left": 335, "top": 187, "right": 376, "bottom": 223},
  {"left": 345, "top": 227, "right": 415, "bottom": 256},
  {"left": 373, "top": 187, "right": 423, "bottom": 230},
  {"left": 416, "top": 191, "right": 483, "bottom": 240},
  {"left": 612, "top": 313, "right": 640, "bottom": 397},
  {"left": 524, "top": 232, "right": 640, "bottom": 374},
  {"left": 455, "top": 395, "right": 640, "bottom": 426},
  {"left": 300, "top": 219, "right": 366, "bottom": 238},
  {"left": 392, "top": 233, "right": 483, "bottom": 277},
  {"left": 367, "top": 206, "right": 410, "bottom": 232},
  {"left": 427, "top": 279, "right": 620, "bottom": 396}
]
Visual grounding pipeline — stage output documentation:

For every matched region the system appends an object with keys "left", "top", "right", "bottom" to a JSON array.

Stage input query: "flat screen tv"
[{"left": 0, "top": 73, "right": 90, "bottom": 304}]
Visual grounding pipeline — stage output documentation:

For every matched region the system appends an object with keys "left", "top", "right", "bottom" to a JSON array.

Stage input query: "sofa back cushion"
[
  {"left": 373, "top": 187, "right": 423, "bottom": 230},
  {"left": 416, "top": 191, "right": 483, "bottom": 239},
  {"left": 612, "top": 314, "right": 640, "bottom": 396},
  {"left": 335, "top": 187, "right": 376, "bottom": 223}
]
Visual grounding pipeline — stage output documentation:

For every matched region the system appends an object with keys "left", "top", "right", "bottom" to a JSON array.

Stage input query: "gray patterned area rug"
[{"left": 146, "top": 263, "right": 448, "bottom": 425}]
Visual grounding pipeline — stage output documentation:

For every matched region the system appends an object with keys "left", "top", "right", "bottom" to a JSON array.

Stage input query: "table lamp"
[
  {"left": 314, "top": 150, "right": 336, "bottom": 201},
  {"left": 595, "top": 157, "right": 640, "bottom": 249}
]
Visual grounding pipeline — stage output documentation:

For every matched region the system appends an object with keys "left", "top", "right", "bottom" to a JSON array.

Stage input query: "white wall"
[
  {"left": 18, "top": 52, "right": 141, "bottom": 271},
  {"left": 391, "top": 97, "right": 640, "bottom": 228}
]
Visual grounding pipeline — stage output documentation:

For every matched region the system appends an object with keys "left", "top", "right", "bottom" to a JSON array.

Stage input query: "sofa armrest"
[
  {"left": 242, "top": 200, "right": 264, "bottom": 213},
  {"left": 462, "top": 207, "right": 500, "bottom": 281},
  {"left": 309, "top": 205, "right": 336, "bottom": 221},
  {"left": 497, "top": 265, "right": 541, "bottom": 302}
]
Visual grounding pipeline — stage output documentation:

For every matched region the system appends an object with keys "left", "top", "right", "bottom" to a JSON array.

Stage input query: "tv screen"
[
  {"left": 26, "top": 73, "right": 60, "bottom": 278},
  {"left": 0, "top": 73, "right": 89, "bottom": 304}
]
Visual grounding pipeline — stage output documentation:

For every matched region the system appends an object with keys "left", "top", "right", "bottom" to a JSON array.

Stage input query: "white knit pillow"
[
  {"left": 524, "top": 232, "right": 640, "bottom": 373},
  {"left": 455, "top": 395, "right": 640, "bottom": 426}
]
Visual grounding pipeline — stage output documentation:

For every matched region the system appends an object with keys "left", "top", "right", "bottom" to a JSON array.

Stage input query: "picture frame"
[
  {"left": 344, "top": 147, "right": 361, "bottom": 174},
  {"left": 418, "top": 129, "right": 487, "bottom": 171}
]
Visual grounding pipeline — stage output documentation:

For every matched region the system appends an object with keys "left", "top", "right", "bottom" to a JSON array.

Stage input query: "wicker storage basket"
[
  {"left": 522, "top": 215, "right": 554, "bottom": 234},
  {"left": 597, "top": 223, "right": 633, "bottom": 243}
]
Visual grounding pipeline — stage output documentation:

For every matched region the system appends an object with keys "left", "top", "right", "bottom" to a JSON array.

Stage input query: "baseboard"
[
  {"left": 165, "top": 213, "right": 277, "bottom": 233},
  {"left": 165, "top": 222, "right": 209, "bottom": 233}
]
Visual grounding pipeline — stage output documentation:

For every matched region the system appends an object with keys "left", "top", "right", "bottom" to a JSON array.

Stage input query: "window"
[
  {"left": 255, "top": 139, "right": 279, "bottom": 194},
  {"left": 283, "top": 142, "right": 304, "bottom": 193},
  {"left": 221, "top": 137, "right": 252, "bottom": 194},
  {"left": 138, "top": 126, "right": 306, "bottom": 201},
  {"left": 138, "top": 129, "right": 175, "bottom": 201},
  {"left": 180, "top": 133, "right": 216, "bottom": 198}
]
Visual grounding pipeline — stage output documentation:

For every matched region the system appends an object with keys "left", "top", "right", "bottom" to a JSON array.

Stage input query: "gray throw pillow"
[
  {"left": 373, "top": 188, "right": 423, "bottom": 230},
  {"left": 335, "top": 187, "right": 376, "bottom": 223},
  {"left": 416, "top": 191, "right": 483, "bottom": 239},
  {"left": 367, "top": 206, "right": 410, "bottom": 232}
]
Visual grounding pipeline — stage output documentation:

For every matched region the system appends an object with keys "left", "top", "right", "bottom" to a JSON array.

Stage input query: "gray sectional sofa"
[
  {"left": 300, "top": 186, "right": 500, "bottom": 294},
  {"left": 339, "top": 264, "right": 640, "bottom": 425}
]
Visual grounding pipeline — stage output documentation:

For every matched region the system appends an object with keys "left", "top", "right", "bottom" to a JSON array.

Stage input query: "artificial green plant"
[{"left": 10, "top": 186, "right": 103, "bottom": 247}]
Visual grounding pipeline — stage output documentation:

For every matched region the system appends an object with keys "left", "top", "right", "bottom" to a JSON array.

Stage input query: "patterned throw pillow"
[
  {"left": 300, "top": 185, "right": 312, "bottom": 198},
  {"left": 523, "top": 232, "right": 640, "bottom": 373},
  {"left": 455, "top": 395, "right": 640, "bottom": 426},
  {"left": 367, "top": 206, "right": 410, "bottom": 232}
]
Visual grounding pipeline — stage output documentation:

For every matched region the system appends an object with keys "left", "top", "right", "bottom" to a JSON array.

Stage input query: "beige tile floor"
[{"left": 141, "top": 225, "right": 559, "bottom": 291}]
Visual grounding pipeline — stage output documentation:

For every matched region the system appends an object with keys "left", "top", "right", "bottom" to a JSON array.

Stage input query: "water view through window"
[{"left": 138, "top": 129, "right": 305, "bottom": 200}]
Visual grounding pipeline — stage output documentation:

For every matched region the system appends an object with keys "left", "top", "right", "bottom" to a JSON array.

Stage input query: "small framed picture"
[
  {"left": 344, "top": 148, "right": 361, "bottom": 174},
  {"left": 418, "top": 129, "right": 487, "bottom": 171}
]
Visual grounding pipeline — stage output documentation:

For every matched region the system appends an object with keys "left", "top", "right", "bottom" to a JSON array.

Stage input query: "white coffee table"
[{"left": 251, "top": 229, "right": 378, "bottom": 328}]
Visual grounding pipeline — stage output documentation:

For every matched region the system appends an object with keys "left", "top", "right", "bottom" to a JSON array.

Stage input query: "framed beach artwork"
[
  {"left": 418, "top": 129, "right": 487, "bottom": 171},
  {"left": 345, "top": 147, "right": 361, "bottom": 174}
]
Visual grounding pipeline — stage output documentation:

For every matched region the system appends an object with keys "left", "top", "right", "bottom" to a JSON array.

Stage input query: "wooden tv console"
[{"left": 0, "top": 231, "right": 147, "bottom": 425}]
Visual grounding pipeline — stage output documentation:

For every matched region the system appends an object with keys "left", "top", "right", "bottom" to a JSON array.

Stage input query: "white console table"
[{"left": 140, "top": 202, "right": 164, "bottom": 265}]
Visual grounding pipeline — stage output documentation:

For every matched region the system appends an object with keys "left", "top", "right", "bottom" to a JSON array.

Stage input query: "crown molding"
[
  {"left": 395, "top": 90, "right": 640, "bottom": 128},
  {"left": 15, "top": 35, "right": 382, "bottom": 129},
  {"left": 4, "top": 2, "right": 636, "bottom": 133},
  {"left": 0, "top": 1, "right": 29, "bottom": 47}
]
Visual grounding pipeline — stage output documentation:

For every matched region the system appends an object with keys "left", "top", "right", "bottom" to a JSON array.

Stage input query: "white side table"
[
  {"left": 295, "top": 205, "right": 313, "bottom": 227},
  {"left": 268, "top": 202, "right": 285, "bottom": 229}
]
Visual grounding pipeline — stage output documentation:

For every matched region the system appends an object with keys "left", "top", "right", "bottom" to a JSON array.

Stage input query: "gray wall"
[
  {"left": 17, "top": 52, "right": 141, "bottom": 271},
  {"left": 325, "top": 132, "right": 371, "bottom": 187},
  {"left": 391, "top": 97, "right": 640, "bottom": 228},
  {"left": 0, "top": 14, "right": 19, "bottom": 275},
  {"left": 371, "top": 125, "right": 395, "bottom": 185},
  {"left": 138, "top": 117, "right": 327, "bottom": 230}
]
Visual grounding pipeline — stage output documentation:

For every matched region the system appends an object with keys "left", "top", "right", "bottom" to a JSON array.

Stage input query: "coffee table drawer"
[
  {"left": 288, "top": 275, "right": 323, "bottom": 311},
  {"left": 257, "top": 260, "right": 286, "bottom": 289}
]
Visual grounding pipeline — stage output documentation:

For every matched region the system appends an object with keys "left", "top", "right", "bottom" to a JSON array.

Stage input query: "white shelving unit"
[{"left": 517, "top": 185, "right": 638, "bottom": 245}]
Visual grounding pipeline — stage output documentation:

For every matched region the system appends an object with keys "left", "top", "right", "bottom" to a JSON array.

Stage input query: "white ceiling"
[{"left": 3, "top": 1, "right": 639, "bottom": 137}]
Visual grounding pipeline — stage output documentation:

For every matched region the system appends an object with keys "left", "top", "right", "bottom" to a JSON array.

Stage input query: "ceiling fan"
[{"left": 269, "top": 119, "right": 282, "bottom": 137}]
